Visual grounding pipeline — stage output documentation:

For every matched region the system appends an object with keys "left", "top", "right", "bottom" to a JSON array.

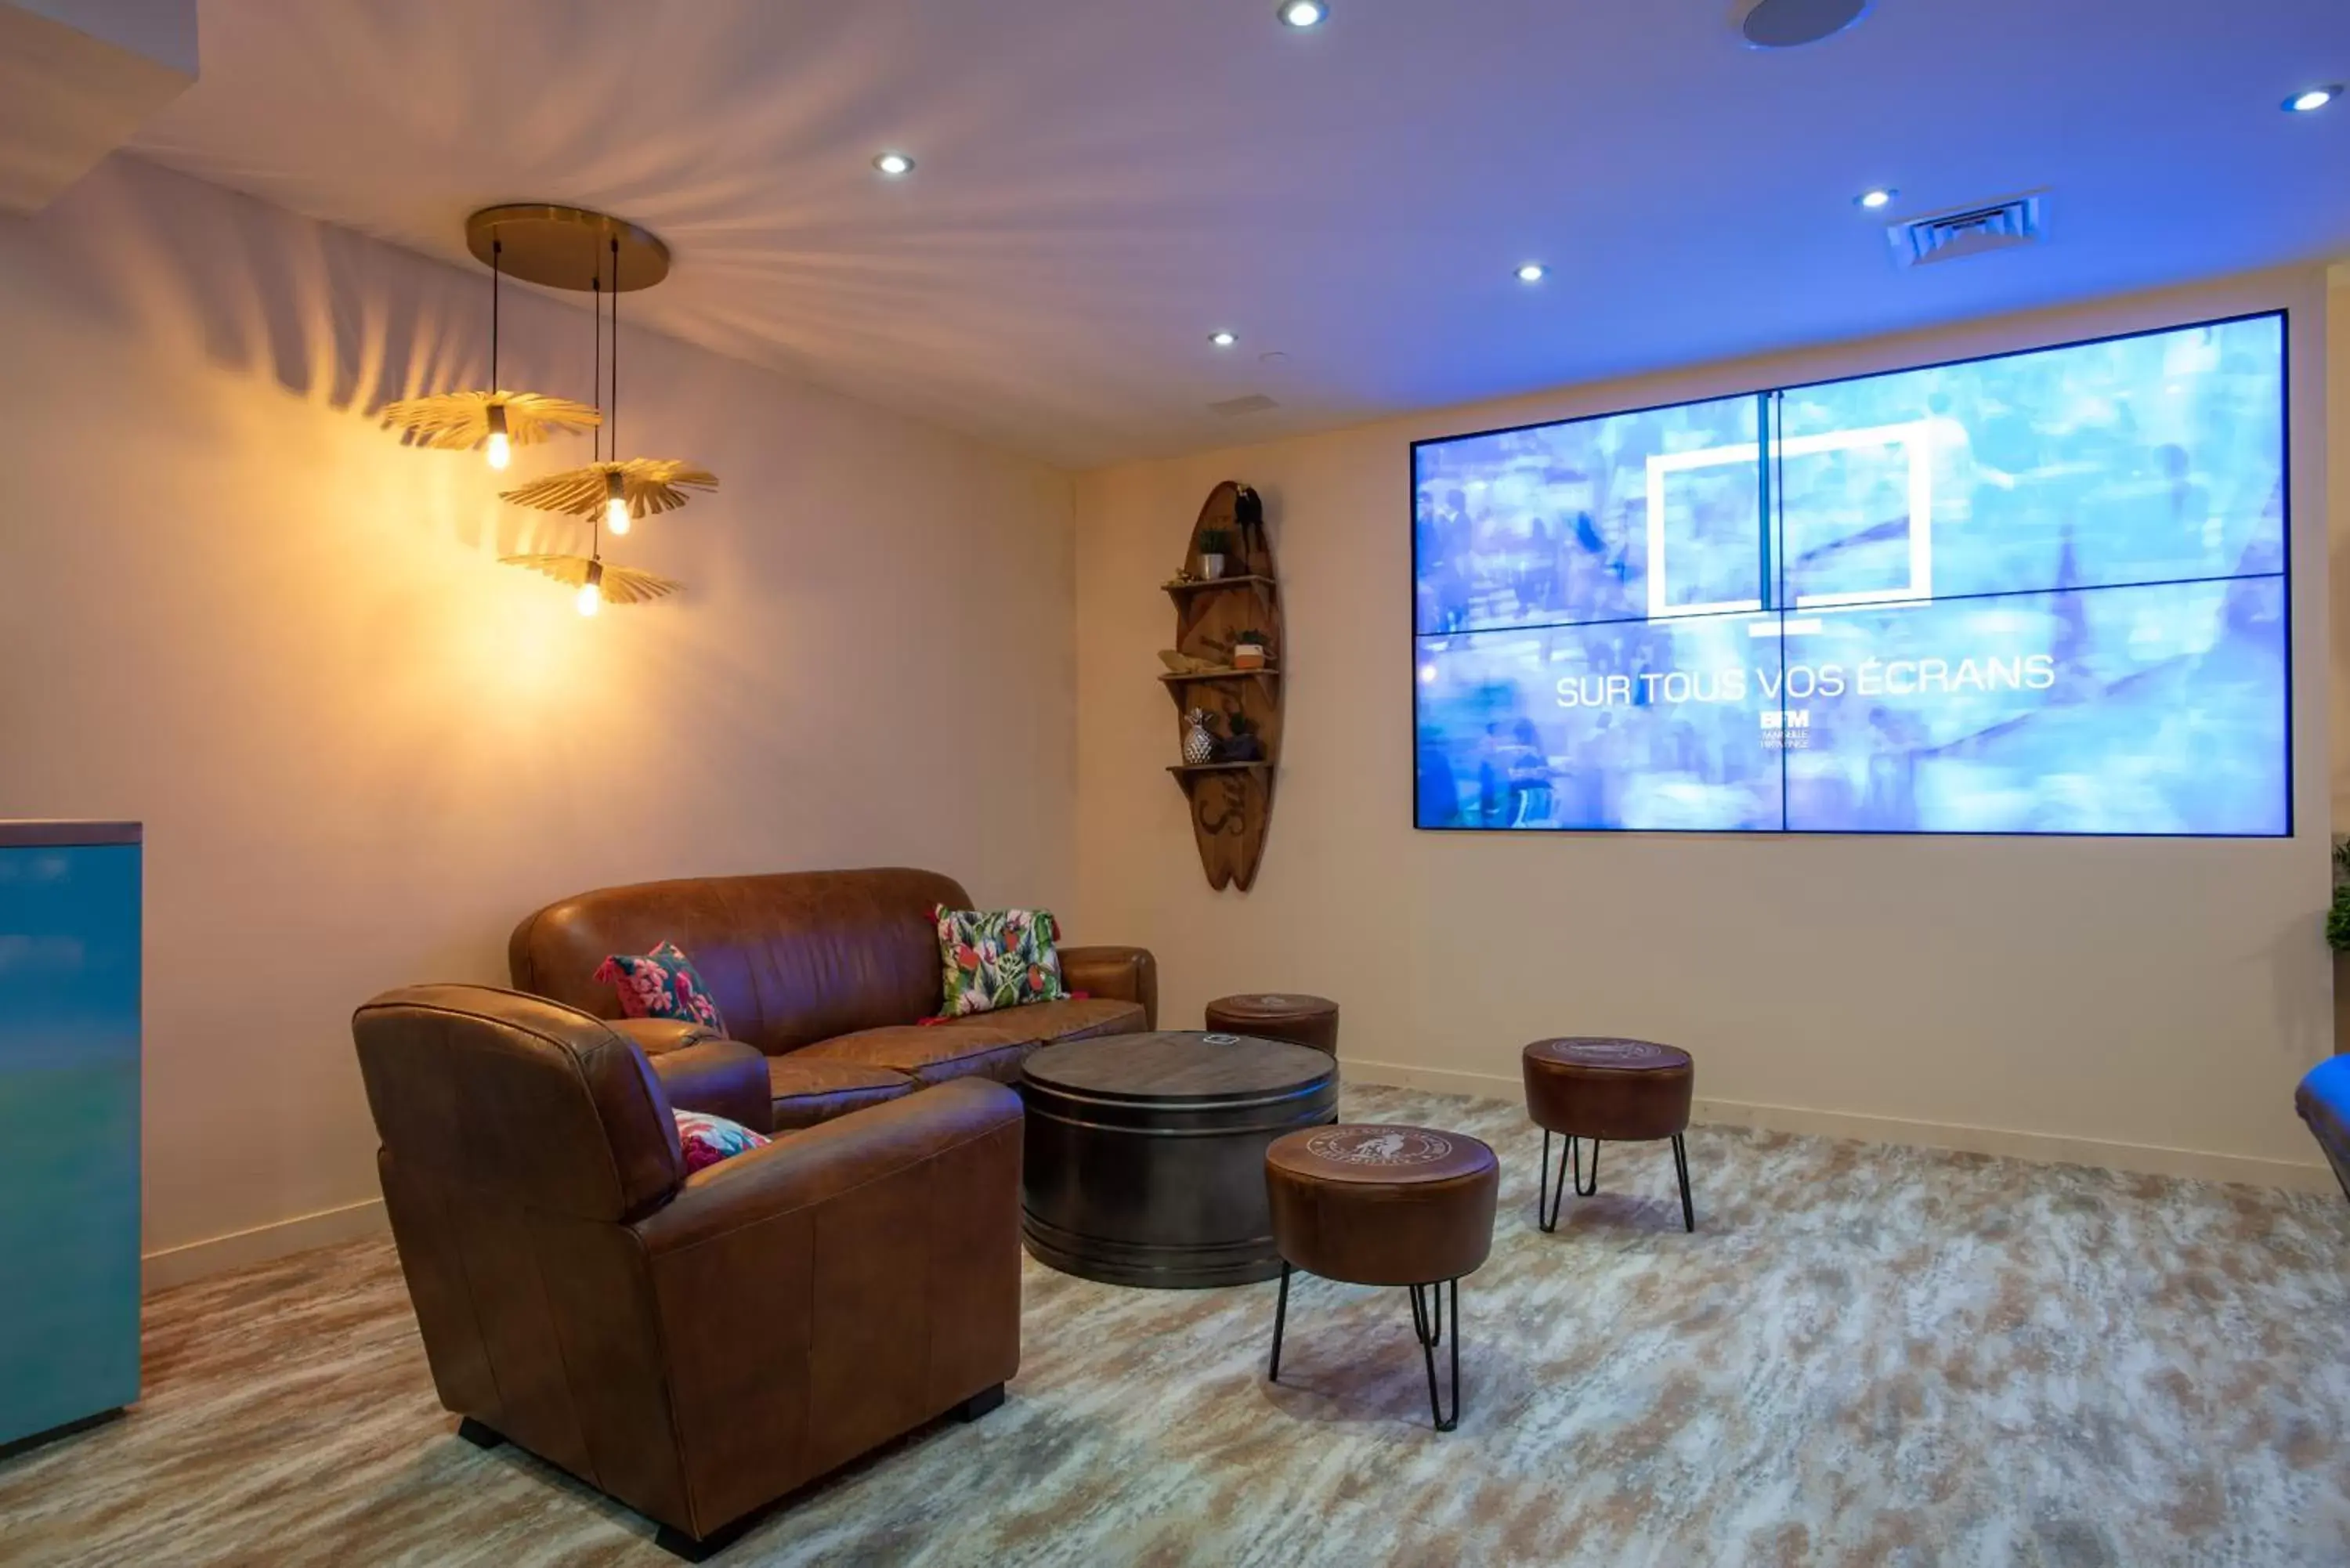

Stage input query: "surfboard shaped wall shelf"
[{"left": 1160, "top": 482, "right": 1280, "bottom": 891}]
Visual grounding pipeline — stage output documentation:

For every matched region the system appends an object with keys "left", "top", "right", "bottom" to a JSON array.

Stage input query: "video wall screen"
[{"left": 1412, "top": 312, "right": 2290, "bottom": 836}]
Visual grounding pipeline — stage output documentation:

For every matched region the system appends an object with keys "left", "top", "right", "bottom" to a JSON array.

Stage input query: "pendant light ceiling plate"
[{"left": 465, "top": 204, "right": 671, "bottom": 291}]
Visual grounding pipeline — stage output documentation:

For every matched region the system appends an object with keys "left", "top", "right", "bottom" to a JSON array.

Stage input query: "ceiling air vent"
[
  {"left": 1209, "top": 394, "right": 1279, "bottom": 417},
  {"left": 1887, "top": 193, "right": 2046, "bottom": 267}
]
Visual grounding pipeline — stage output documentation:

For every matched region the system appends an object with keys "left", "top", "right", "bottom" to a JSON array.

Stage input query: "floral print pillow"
[
  {"left": 673, "top": 1109, "right": 769, "bottom": 1174},
  {"left": 593, "top": 940, "right": 727, "bottom": 1034},
  {"left": 935, "top": 905, "right": 1068, "bottom": 1017}
]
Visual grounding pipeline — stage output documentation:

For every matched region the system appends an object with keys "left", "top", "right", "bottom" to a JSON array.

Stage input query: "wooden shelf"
[
  {"left": 1156, "top": 667, "right": 1281, "bottom": 683},
  {"left": 1162, "top": 574, "right": 1277, "bottom": 599}
]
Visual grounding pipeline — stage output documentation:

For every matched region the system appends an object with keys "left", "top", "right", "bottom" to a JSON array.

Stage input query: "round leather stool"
[
  {"left": 1205, "top": 992, "right": 1340, "bottom": 1057},
  {"left": 1263, "top": 1124, "right": 1499, "bottom": 1430},
  {"left": 1521, "top": 1038, "right": 1696, "bottom": 1234}
]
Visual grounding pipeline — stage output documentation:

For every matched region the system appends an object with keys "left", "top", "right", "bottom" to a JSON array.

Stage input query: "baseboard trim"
[
  {"left": 1338, "top": 1058, "right": 2338, "bottom": 1194},
  {"left": 142, "top": 1197, "right": 389, "bottom": 1294}
]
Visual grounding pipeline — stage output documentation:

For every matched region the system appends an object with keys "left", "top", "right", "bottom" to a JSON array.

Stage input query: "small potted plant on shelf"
[
  {"left": 1231, "top": 629, "right": 1270, "bottom": 670},
  {"left": 1198, "top": 529, "right": 1235, "bottom": 580}
]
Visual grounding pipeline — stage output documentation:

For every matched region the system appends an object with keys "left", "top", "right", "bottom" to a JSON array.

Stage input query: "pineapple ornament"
[{"left": 1182, "top": 709, "right": 1218, "bottom": 765}]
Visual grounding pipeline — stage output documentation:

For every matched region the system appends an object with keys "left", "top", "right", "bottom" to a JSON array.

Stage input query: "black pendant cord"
[
  {"left": 489, "top": 238, "right": 501, "bottom": 391},
  {"left": 609, "top": 235, "right": 620, "bottom": 464},
  {"left": 590, "top": 273, "right": 602, "bottom": 556}
]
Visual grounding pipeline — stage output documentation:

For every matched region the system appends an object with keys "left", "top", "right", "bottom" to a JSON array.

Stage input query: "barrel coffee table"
[{"left": 1021, "top": 1031, "right": 1340, "bottom": 1288}]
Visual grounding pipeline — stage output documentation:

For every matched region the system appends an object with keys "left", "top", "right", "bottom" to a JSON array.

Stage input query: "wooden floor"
[{"left": 5, "top": 1085, "right": 2349, "bottom": 1566}]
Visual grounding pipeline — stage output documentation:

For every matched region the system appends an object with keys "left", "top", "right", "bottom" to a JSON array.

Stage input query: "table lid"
[{"left": 1024, "top": 1030, "right": 1336, "bottom": 1102}]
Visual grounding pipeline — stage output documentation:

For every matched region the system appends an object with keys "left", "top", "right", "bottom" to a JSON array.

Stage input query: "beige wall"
[
  {"left": 0, "top": 157, "right": 1078, "bottom": 1283},
  {"left": 1075, "top": 268, "right": 2334, "bottom": 1189}
]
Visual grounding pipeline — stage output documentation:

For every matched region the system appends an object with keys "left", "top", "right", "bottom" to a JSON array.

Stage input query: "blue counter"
[{"left": 0, "top": 822, "right": 141, "bottom": 1453}]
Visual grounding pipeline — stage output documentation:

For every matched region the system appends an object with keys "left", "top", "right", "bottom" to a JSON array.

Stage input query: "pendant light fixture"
[
  {"left": 380, "top": 230, "right": 602, "bottom": 462},
  {"left": 475, "top": 204, "right": 709, "bottom": 615}
]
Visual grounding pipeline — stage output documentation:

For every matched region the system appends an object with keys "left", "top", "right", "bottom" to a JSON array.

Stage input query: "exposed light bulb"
[
  {"left": 577, "top": 559, "right": 604, "bottom": 617},
  {"left": 1856, "top": 187, "right": 1896, "bottom": 209},
  {"left": 2286, "top": 85, "right": 2340, "bottom": 113},
  {"left": 1278, "top": 0, "right": 1329, "bottom": 27},
  {"left": 484, "top": 403, "right": 512, "bottom": 470},
  {"left": 604, "top": 470, "right": 631, "bottom": 536},
  {"left": 1209, "top": 330, "right": 1238, "bottom": 348},
  {"left": 873, "top": 150, "right": 916, "bottom": 176},
  {"left": 1515, "top": 262, "right": 1547, "bottom": 284}
]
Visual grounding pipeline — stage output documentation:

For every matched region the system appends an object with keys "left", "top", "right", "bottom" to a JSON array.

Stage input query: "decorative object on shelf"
[
  {"left": 379, "top": 226, "right": 600, "bottom": 468},
  {"left": 481, "top": 206, "right": 707, "bottom": 616},
  {"left": 1183, "top": 708, "right": 1219, "bottom": 765},
  {"left": 1231, "top": 629, "right": 1270, "bottom": 670},
  {"left": 1164, "top": 482, "right": 1282, "bottom": 891},
  {"left": 1217, "top": 712, "right": 1265, "bottom": 763},
  {"left": 1198, "top": 528, "right": 1235, "bottom": 580}
]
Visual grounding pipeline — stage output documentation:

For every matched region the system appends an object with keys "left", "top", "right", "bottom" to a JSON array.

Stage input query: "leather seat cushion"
[
  {"left": 766, "top": 1056, "right": 918, "bottom": 1130},
  {"left": 795, "top": 998, "right": 1148, "bottom": 1087}
]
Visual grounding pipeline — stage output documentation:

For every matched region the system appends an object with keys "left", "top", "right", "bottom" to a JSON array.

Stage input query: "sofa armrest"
[
  {"left": 648, "top": 1039, "right": 773, "bottom": 1134},
  {"left": 612, "top": 1017, "right": 725, "bottom": 1057},
  {"left": 1060, "top": 945, "right": 1157, "bottom": 1030}
]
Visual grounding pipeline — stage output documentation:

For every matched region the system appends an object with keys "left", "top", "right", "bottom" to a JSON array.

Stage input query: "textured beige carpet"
[{"left": 5, "top": 1085, "right": 2348, "bottom": 1566}]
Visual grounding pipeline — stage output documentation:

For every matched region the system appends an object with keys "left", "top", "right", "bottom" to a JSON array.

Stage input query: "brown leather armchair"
[{"left": 352, "top": 984, "right": 1023, "bottom": 1559}]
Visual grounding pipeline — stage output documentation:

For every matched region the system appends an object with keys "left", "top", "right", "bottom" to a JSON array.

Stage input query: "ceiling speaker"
[{"left": 1731, "top": 0, "right": 1871, "bottom": 49}]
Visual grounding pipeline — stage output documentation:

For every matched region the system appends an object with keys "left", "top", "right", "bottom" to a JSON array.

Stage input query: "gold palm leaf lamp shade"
[
  {"left": 479, "top": 206, "right": 714, "bottom": 614},
  {"left": 378, "top": 228, "right": 599, "bottom": 468}
]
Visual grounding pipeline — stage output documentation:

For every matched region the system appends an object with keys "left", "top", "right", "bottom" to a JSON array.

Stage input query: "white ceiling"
[{"left": 129, "top": 0, "right": 2348, "bottom": 469}]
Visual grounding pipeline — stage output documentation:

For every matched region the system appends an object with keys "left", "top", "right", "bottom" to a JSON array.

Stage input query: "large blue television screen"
[{"left": 1412, "top": 313, "right": 2289, "bottom": 835}]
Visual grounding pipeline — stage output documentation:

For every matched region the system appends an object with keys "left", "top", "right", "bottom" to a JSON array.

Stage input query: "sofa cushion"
[
  {"left": 767, "top": 1057, "right": 918, "bottom": 1131},
  {"left": 594, "top": 941, "right": 728, "bottom": 1034},
  {"left": 796, "top": 997, "right": 1149, "bottom": 1087},
  {"left": 1010, "top": 996, "right": 1149, "bottom": 1044},
  {"left": 797, "top": 1021, "right": 1038, "bottom": 1087},
  {"left": 672, "top": 1108, "right": 770, "bottom": 1173},
  {"left": 935, "top": 905, "right": 1068, "bottom": 1017}
]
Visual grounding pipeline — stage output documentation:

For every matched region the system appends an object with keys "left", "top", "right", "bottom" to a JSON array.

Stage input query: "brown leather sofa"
[
  {"left": 353, "top": 984, "right": 1024, "bottom": 1559},
  {"left": 508, "top": 866, "right": 1158, "bottom": 1132}
]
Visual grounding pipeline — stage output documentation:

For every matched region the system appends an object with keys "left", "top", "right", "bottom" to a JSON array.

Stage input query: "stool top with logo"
[
  {"left": 1524, "top": 1037, "right": 1691, "bottom": 1073},
  {"left": 1267, "top": 1124, "right": 1494, "bottom": 1187}
]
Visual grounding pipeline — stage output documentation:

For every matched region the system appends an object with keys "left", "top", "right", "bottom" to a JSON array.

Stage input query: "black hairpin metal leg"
[
  {"left": 1267, "top": 1261, "right": 1292, "bottom": 1382},
  {"left": 1572, "top": 1136, "right": 1600, "bottom": 1197},
  {"left": 1538, "top": 1129, "right": 1571, "bottom": 1232},
  {"left": 1672, "top": 1133, "right": 1694, "bottom": 1232},
  {"left": 1408, "top": 1278, "right": 1461, "bottom": 1431}
]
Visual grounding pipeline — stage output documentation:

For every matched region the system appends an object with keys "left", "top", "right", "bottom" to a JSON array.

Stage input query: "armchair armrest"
[
  {"left": 634, "top": 1078, "right": 1022, "bottom": 1253},
  {"left": 646, "top": 1038, "right": 773, "bottom": 1134},
  {"left": 1060, "top": 945, "right": 1157, "bottom": 1030}
]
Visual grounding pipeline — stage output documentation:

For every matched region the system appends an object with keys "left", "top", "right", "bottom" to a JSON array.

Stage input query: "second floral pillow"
[{"left": 935, "top": 906, "right": 1068, "bottom": 1018}]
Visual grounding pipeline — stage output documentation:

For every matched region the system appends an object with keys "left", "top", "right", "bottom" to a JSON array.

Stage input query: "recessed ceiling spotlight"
[
  {"left": 1209, "top": 330, "right": 1239, "bottom": 348},
  {"left": 1856, "top": 187, "right": 1896, "bottom": 209},
  {"left": 873, "top": 151, "right": 915, "bottom": 176},
  {"left": 2284, "top": 84, "right": 2341, "bottom": 113},
  {"left": 1514, "top": 262, "right": 1548, "bottom": 284},
  {"left": 1278, "top": 0, "right": 1329, "bottom": 27}
]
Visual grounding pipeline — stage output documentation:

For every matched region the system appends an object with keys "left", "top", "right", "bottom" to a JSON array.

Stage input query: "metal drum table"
[{"left": 1020, "top": 1030, "right": 1340, "bottom": 1288}]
